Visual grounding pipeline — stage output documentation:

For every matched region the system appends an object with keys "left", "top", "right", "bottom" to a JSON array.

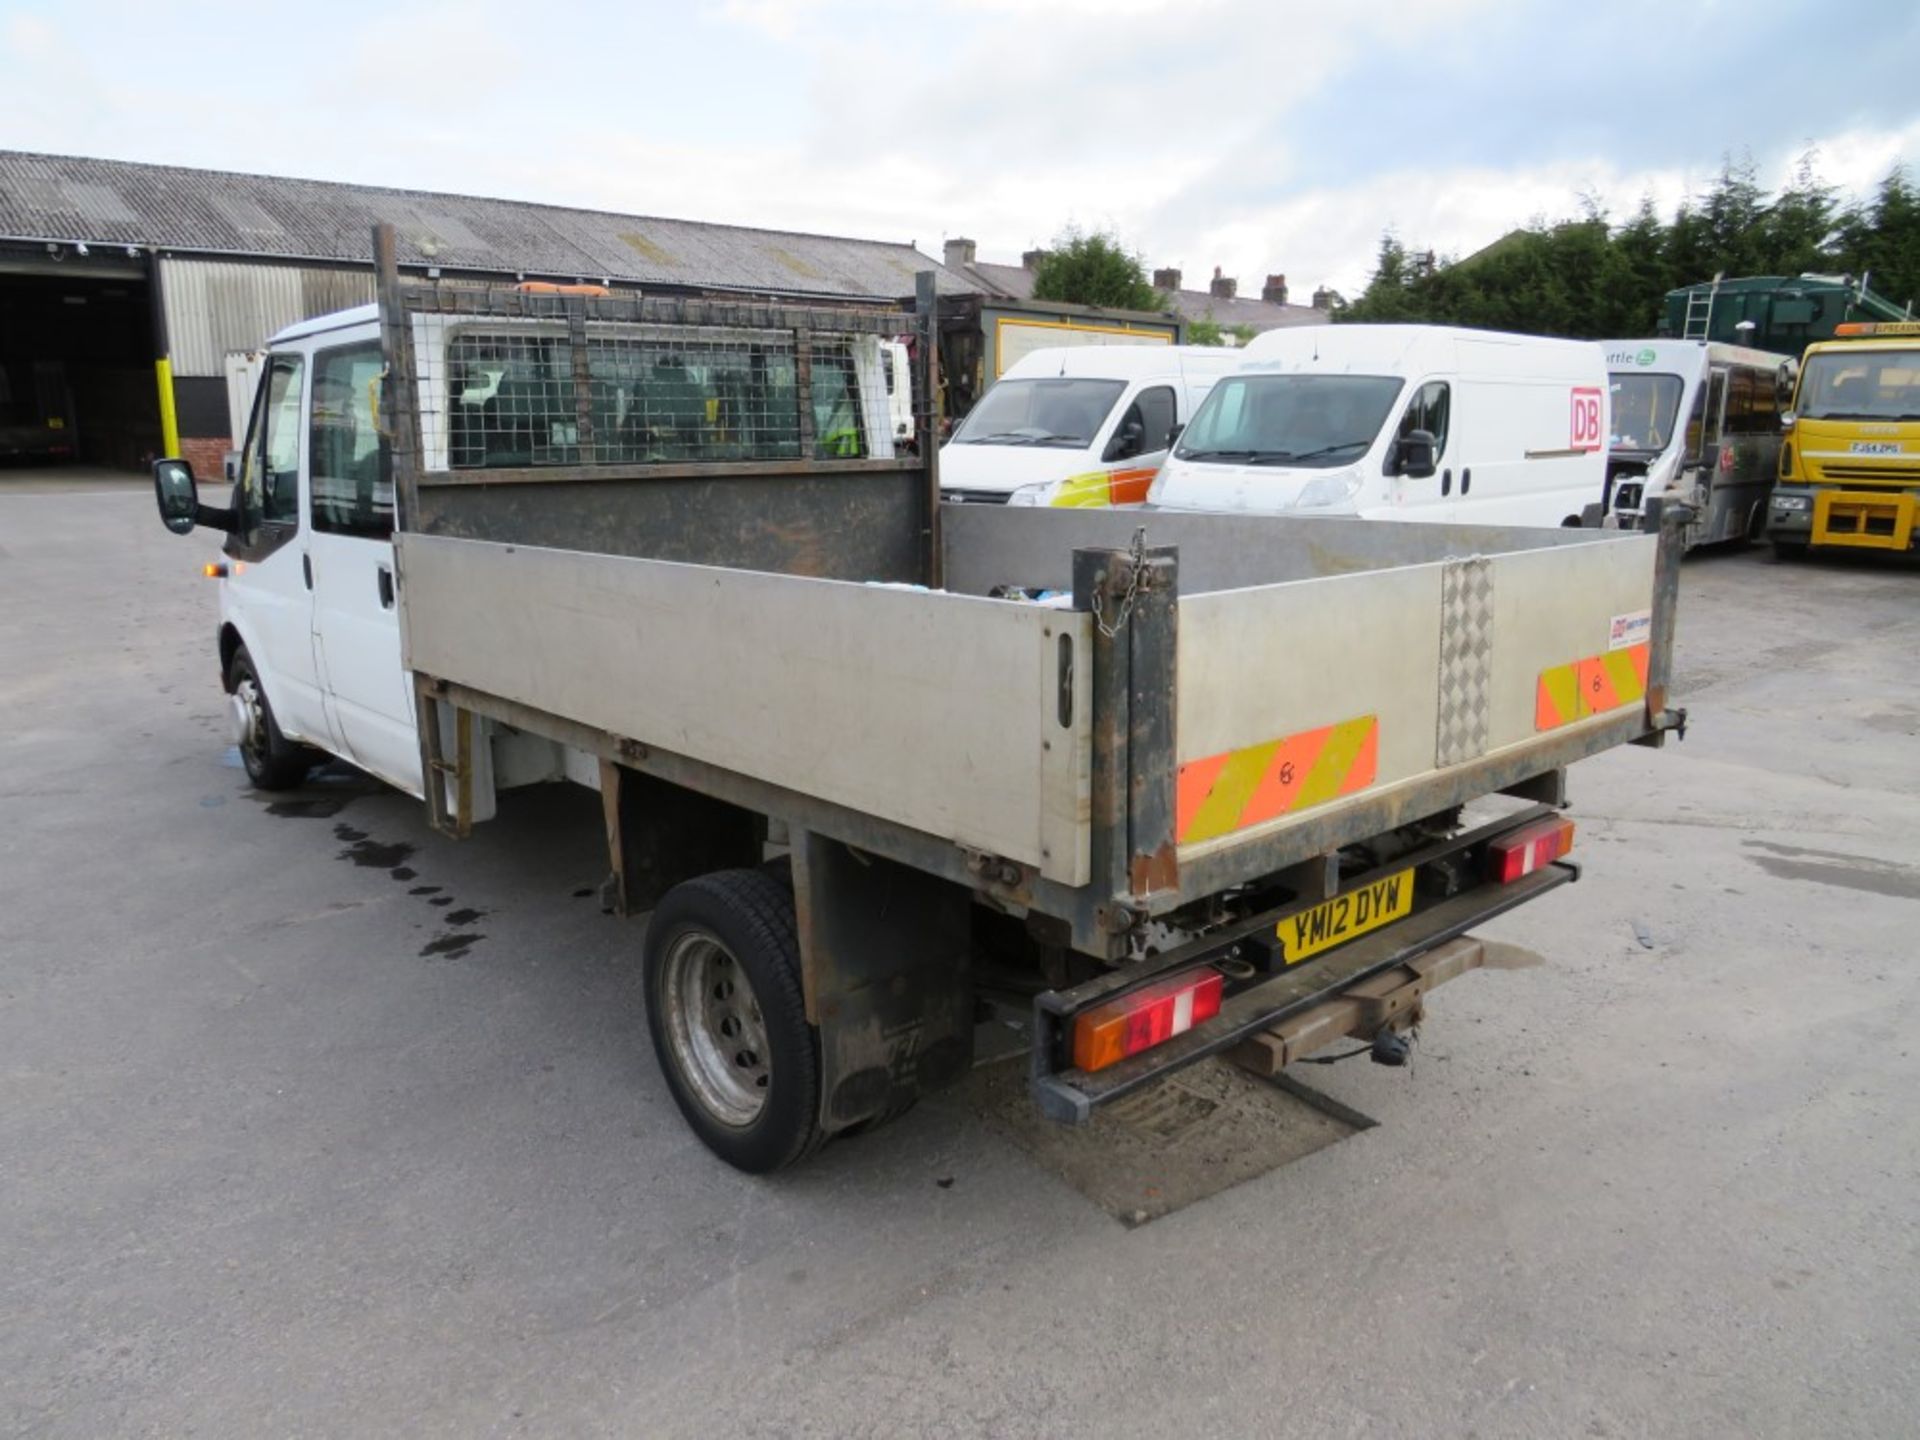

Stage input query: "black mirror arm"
[{"left": 194, "top": 502, "right": 239, "bottom": 534}]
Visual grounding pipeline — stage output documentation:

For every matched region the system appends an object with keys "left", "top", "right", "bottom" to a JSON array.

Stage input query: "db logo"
[{"left": 1570, "top": 387, "right": 1603, "bottom": 451}]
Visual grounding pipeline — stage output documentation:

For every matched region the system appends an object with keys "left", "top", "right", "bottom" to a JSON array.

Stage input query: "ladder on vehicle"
[{"left": 1682, "top": 273, "right": 1722, "bottom": 340}]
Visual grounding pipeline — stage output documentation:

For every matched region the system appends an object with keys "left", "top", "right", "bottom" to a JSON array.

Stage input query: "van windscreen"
[
  {"left": 951, "top": 378, "right": 1126, "bottom": 448},
  {"left": 1175, "top": 374, "right": 1404, "bottom": 467},
  {"left": 1608, "top": 373, "right": 1684, "bottom": 453}
]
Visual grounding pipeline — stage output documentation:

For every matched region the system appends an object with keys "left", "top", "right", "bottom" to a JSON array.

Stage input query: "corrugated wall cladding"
[{"left": 160, "top": 259, "right": 374, "bottom": 376}]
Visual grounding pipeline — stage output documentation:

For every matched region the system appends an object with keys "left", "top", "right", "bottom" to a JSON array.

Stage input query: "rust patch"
[{"left": 1129, "top": 841, "right": 1179, "bottom": 898}]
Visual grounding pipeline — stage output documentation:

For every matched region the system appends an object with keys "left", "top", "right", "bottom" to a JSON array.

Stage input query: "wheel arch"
[{"left": 218, "top": 622, "right": 245, "bottom": 691}]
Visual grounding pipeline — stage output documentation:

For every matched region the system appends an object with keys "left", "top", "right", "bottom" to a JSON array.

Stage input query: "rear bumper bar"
[{"left": 1030, "top": 861, "right": 1575, "bottom": 1123}]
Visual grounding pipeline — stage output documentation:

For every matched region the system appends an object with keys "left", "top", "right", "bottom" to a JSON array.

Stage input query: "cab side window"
[
  {"left": 1105, "top": 385, "right": 1176, "bottom": 461},
  {"left": 239, "top": 354, "right": 304, "bottom": 528},
  {"left": 1395, "top": 381, "right": 1450, "bottom": 463},
  {"left": 1690, "top": 370, "right": 1727, "bottom": 460},
  {"left": 310, "top": 343, "right": 393, "bottom": 540}
]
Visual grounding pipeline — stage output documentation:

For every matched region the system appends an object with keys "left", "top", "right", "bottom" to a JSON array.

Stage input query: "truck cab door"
[
  {"left": 225, "top": 351, "right": 339, "bottom": 753},
  {"left": 305, "top": 339, "right": 422, "bottom": 797}
]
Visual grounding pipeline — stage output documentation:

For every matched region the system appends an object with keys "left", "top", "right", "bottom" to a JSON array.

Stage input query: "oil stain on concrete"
[{"left": 1744, "top": 840, "right": 1920, "bottom": 902}]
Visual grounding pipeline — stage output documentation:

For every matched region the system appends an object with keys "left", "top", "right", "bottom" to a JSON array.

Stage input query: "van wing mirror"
[
  {"left": 153, "top": 459, "right": 200, "bottom": 534},
  {"left": 1167, "top": 421, "right": 1185, "bottom": 448},
  {"left": 152, "top": 458, "right": 236, "bottom": 535},
  {"left": 1103, "top": 416, "right": 1147, "bottom": 463},
  {"left": 1398, "top": 428, "right": 1438, "bottom": 479}
]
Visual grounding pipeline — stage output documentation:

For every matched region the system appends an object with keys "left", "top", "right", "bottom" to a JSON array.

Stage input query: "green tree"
[
  {"left": 1186, "top": 315, "right": 1226, "bottom": 346},
  {"left": 1342, "top": 234, "right": 1429, "bottom": 321},
  {"left": 1594, "top": 196, "right": 1670, "bottom": 335},
  {"left": 1759, "top": 149, "right": 1839, "bottom": 274},
  {"left": 1030, "top": 227, "right": 1164, "bottom": 311},
  {"left": 1833, "top": 165, "right": 1920, "bottom": 311}
]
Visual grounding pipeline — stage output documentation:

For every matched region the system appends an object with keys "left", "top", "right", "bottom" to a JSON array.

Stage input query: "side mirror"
[
  {"left": 1779, "top": 411, "right": 1796, "bottom": 431},
  {"left": 153, "top": 458, "right": 200, "bottom": 535},
  {"left": 1167, "top": 421, "right": 1185, "bottom": 447},
  {"left": 1104, "top": 417, "right": 1146, "bottom": 463},
  {"left": 1398, "top": 428, "right": 1437, "bottom": 479}
]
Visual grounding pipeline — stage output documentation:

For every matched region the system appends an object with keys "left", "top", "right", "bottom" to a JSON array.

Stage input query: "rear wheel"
[
  {"left": 643, "top": 868, "right": 823, "bottom": 1173},
  {"left": 226, "top": 647, "right": 315, "bottom": 790}
]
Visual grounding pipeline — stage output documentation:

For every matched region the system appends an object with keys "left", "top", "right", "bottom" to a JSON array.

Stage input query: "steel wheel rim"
[
  {"left": 661, "top": 930, "right": 770, "bottom": 1128},
  {"left": 235, "top": 675, "right": 268, "bottom": 769}
]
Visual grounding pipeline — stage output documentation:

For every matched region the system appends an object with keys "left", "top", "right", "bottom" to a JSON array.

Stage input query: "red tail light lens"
[
  {"left": 1487, "top": 816, "right": 1576, "bottom": 884},
  {"left": 1072, "top": 967, "right": 1224, "bottom": 1073}
]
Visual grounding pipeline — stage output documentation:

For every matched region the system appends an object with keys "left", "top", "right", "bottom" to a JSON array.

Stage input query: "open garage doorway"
[{"left": 0, "top": 260, "right": 158, "bottom": 472}]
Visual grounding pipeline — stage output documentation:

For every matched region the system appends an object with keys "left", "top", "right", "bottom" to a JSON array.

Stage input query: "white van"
[
  {"left": 1149, "top": 325, "right": 1611, "bottom": 528},
  {"left": 941, "top": 345, "right": 1241, "bottom": 507},
  {"left": 880, "top": 338, "right": 915, "bottom": 449}
]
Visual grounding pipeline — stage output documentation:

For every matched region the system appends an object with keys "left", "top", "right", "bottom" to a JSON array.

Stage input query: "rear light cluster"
[
  {"left": 1487, "top": 816, "right": 1575, "bottom": 884},
  {"left": 1072, "top": 967, "right": 1223, "bottom": 1073}
]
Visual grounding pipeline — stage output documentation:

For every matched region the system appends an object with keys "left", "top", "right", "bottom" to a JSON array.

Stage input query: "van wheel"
[
  {"left": 226, "top": 647, "right": 315, "bottom": 791},
  {"left": 644, "top": 869, "right": 824, "bottom": 1173}
]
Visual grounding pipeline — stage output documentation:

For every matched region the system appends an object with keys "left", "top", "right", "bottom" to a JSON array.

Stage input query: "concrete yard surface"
[{"left": 2, "top": 479, "right": 1917, "bottom": 1438}]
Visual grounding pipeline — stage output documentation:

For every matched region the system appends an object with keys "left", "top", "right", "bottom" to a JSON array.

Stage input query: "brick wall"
[{"left": 178, "top": 435, "right": 233, "bottom": 481}]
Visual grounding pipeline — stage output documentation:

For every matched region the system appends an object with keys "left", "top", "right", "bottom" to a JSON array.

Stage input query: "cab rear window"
[{"left": 446, "top": 329, "right": 867, "bottom": 467}]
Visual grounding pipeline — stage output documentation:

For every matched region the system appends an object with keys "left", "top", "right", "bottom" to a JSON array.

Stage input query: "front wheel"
[
  {"left": 643, "top": 869, "right": 824, "bottom": 1173},
  {"left": 226, "top": 647, "right": 316, "bottom": 790},
  {"left": 1769, "top": 538, "right": 1808, "bottom": 563}
]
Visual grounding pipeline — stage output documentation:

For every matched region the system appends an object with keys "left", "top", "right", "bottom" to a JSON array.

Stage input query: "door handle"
[
  {"left": 301, "top": 553, "right": 312, "bottom": 589},
  {"left": 377, "top": 565, "right": 395, "bottom": 609}
]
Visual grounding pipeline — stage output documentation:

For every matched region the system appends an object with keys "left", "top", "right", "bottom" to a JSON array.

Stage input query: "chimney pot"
[
  {"left": 1152, "top": 266, "right": 1182, "bottom": 291},
  {"left": 1261, "top": 273, "right": 1289, "bottom": 305},
  {"left": 1311, "top": 286, "right": 1335, "bottom": 311},
  {"left": 1209, "top": 266, "right": 1237, "bottom": 300},
  {"left": 943, "top": 236, "right": 977, "bottom": 271},
  {"left": 1021, "top": 248, "right": 1047, "bottom": 270}
]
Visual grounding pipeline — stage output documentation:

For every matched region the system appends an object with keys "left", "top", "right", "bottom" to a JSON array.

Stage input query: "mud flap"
[{"left": 792, "top": 828, "right": 973, "bottom": 1132}]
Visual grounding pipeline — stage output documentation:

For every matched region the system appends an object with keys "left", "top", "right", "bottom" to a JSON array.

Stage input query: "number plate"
[
  {"left": 1275, "top": 868, "right": 1415, "bottom": 965},
  {"left": 1849, "top": 441, "right": 1901, "bottom": 456}
]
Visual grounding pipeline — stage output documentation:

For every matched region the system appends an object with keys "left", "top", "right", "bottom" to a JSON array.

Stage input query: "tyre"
[
  {"left": 226, "top": 647, "right": 315, "bottom": 790},
  {"left": 643, "top": 868, "right": 824, "bottom": 1173}
]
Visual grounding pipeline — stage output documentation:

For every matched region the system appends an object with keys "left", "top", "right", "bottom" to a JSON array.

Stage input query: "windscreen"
[
  {"left": 1174, "top": 373, "right": 1405, "bottom": 467},
  {"left": 950, "top": 378, "right": 1126, "bottom": 448},
  {"left": 1798, "top": 349, "right": 1920, "bottom": 421},
  {"left": 1608, "top": 373, "right": 1685, "bottom": 452}
]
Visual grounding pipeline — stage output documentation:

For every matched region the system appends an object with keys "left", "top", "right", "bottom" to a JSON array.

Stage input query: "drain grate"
[{"left": 966, "top": 1056, "right": 1374, "bottom": 1226}]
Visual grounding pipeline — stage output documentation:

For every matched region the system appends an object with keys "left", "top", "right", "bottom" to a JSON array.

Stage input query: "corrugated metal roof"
[
  {"left": 963, "top": 259, "right": 1327, "bottom": 334},
  {"left": 0, "top": 150, "right": 974, "bottom": 301}
]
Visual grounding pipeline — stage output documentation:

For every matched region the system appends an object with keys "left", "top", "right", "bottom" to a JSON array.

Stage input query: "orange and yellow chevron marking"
[
  {"left": 1176, "top": 715, "right": 1379, "bottom": 845},
  {"left": 1049, "top": 465, "right": 1161, "bottom": 508},
  {"left": 1535, "top": 643, "right": 1650, "bottom": 730}
]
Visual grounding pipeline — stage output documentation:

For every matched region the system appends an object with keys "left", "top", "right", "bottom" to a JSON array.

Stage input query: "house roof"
[
  {"left": 0, "top": 150, "right": 975, "bottom": 300},
  {"left": 957, "top": 257, "right": 1326, "bottom": 333}
]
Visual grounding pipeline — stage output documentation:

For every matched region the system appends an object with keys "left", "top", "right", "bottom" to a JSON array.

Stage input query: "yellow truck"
[{"left": 1768, "top": 320, "right": 1920, "bottom": 555}]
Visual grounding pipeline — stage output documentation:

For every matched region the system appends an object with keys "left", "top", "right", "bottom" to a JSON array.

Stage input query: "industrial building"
[{"left": 0, "top": 151, "right": 975, "bottom": 474}]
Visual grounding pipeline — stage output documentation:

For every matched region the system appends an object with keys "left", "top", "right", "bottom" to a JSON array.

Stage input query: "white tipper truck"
[{"left": 148, "top": 227, "right": 1689, "bottom": 1172}]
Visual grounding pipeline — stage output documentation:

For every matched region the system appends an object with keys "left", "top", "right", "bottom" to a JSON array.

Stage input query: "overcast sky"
[{"left": 4, "top": 0, "right": 1919, "bottom": 295}]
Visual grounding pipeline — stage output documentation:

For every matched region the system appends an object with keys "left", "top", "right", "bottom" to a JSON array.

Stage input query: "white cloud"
[{"left": 2, "top": 0, "right": 1915, "bottom": 309}]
